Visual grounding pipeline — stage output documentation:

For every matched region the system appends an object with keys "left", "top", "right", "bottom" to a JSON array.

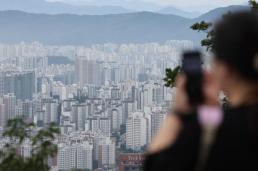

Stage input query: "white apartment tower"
[
  {"left": 150, "top": 107, "right": 166, "bottom": 140},
  {"left": 75, "top": 57, "right": 103, "bottom": 87},
  {"left": 126, "top": 112, "right": 148, "bottom": 151},
  {"left": 57, "top": 142, "right": 93, "bottom": 171},
  {"left": 91, "top": 117, "right": 111, "bottom": 137},
  {"left": 2, "top": 94, "right": 16, "bottom": 120},
  {"left": 43, "top": 99, "right": 58, "bottom": 125},
  {"left": 98, "top": 137, "right": 116, "bottom": 168},
  {"left": 72, "top": 104, "right": 87, "bottom": 131},
  {"left": 0, "top": 103, "right": 6, "bottom": 129},
  {"left": 111, "top": 108, "right": 122, "bottom": 131}
]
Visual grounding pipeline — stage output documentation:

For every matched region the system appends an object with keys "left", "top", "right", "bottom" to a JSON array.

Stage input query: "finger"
[{"left": 176, "top": 74, "right": 186, "bottom": 88}]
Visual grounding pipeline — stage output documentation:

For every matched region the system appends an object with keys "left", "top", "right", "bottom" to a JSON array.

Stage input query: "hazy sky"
[
  {"left": 140, "top": 0, "right": 246, "bottom": 6},
  {"left": 47, "top": 0, "right": 248, "bottom": 11}
]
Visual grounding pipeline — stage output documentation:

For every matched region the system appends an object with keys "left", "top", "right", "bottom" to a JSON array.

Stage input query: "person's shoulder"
[
  {"left": 223, "top": 104, "right": 258, "bottom": 121},
  {"left": 147, "top": 114, "right": 182, "bottom": 154},
  {"left": 220, "top": 104, "right": 258, "bottom": 137},
  {"left": 147, "top": 112, "right": 199, "bottom": 155},
  {"left": 144, "top": 113, "right": 201, "bottom": 171}
]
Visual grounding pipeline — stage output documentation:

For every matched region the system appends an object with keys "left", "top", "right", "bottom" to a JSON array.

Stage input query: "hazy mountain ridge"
[
  {"left": 0, "top": 0, "right": 201, "bottom": 17},
  {"left": 198, "top": 5, "right": 249, "bottom": 21},
  {"left": 0, "top": 5, "right": 249, "bottom": 45},
  {"left": 158, "top": 6, "right": 201, "bottom": 18},
  {"left": 0, "top": 0, "right": 134, "bottom": 15}
]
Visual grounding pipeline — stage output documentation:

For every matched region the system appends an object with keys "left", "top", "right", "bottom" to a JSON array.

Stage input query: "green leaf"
[
  {"left": 249, "top": 0, "right": 258, "bottom": 10},
  {"left": 191, "top": 21, "right": 212, "bottom": 32},
  {"left": 0, "top": 118, "right": 60, "bottom": 171},
  {"left": 164, "top": 66, "right": 181, "bottom": 88}
]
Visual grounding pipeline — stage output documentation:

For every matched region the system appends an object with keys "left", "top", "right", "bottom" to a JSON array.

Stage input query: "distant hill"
[
  {"left": 158, "top": 6, "right": 201, "bottom": 18},
  {"left": 0, "top": 10, "right": 201, "bottom": 45},
  {"left": 197, "top": 5, "right": 249, "bottom": 21},
  {"left": 0, "top": 5, "right": 250, "bottom": 45},
  {"left": 0, "top": 0, "right": 133, "bottom": 15}
]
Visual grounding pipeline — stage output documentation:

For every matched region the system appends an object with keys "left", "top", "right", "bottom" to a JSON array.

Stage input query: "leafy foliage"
[
  {"left": 191, "top": 21, "right": 212, "bottom": 32},
  {"left": 163, "top": 66, "right": 181, "bottom": 88},
  {"left": 191, "top": 21, "right": 213, "bottom": 51},
  {"left": 0, "top": 118, "right": 60, "bottom": 171},
  {"left": 249, "top": 0, "right": 258, "bottom": 11}
]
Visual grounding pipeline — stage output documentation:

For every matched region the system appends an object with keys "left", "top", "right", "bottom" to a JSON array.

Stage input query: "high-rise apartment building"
[
  {"left": 0, "top": 103, "right": 6, "bottom": 129},
  {"left": 111, "top": 108, "right": 123, "bottom": 131},
  {"left": 126, "top": 112, "right": 148, "bottom": 151},
  {"left": 57, "top": 142, "right": 93, "bottom": 171},
  {"left": 150, "top": 107, "right": 166, "bottom": 140},
  {"left": 18, "top": 56, "right": 48, "bottom": 70},
  {"left": 98, "top": 137, "right": 116, "bottom": 169},
  {"left": 71, "top": 104, "right": 87, "bottom": 131},
  {"left": 0, "top": 71, "right": 36, "bottom": 100},
  {"left": 75, "top": 57, "right": 103, "bottom": 87},
  {"left": 0, "top": 73, "right": 4, "bottom": 97},
  {"left": 42, "top": 99, "right": 59, "bottom": 125},
  {"left": 2, "top": 94, "right": 16, "bottom": 120},
  {"left": 89, "top": 117, "right": 111, "bottom": 137}
]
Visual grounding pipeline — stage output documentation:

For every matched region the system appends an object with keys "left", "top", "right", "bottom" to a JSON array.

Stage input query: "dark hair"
[{"left": 214, "top": 11, "right": 258, "bottom": 81}]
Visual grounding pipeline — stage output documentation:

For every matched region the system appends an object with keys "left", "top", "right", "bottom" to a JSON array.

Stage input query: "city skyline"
[{"left": 0, "top": 40, "right": 189, "bottom": 170}]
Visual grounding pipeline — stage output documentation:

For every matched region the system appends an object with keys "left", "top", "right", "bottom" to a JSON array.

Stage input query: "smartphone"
[{"left": 182, "top": 51, "right": 204, "bottom": 106}]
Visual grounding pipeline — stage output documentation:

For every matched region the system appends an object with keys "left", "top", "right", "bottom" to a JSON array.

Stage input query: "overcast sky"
[
  {"left": 47, "top": 0, "right": 249, "bottom": 12},
  {"left": 143, "top": 0, "right": 246, "bottom": 6},
  {"left": 149, "top": 0, "right": 248, "bottom": 11}
]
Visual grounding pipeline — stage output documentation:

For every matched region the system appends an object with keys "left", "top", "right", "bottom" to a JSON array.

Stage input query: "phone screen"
[
  {"left": 182, "top": 51, "right": 202, "bottom": 75},
  {"left": 182, "top": 51, "right": 204, "bottom": 106}
]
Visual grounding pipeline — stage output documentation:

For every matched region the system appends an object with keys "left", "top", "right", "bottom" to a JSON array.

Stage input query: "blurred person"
[{"left": 144, "top": 12, "right": 258, "bottom": 171}]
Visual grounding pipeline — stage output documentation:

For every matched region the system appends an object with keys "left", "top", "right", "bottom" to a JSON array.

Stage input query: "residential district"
[{"left": 0, "top": 40, "right": 193, "bottom": 171}]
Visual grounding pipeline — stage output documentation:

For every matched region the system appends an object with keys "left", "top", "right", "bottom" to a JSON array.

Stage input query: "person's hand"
[
  {"left": 148, "top": 114, "right": 182, "bottom": 154},
  {"left": 173, "top": 71, "right": 220, "bottom": 113}
]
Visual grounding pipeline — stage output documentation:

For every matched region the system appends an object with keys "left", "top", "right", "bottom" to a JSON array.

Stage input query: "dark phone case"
[
  {"left": 186, "top": 75, "right": 204, "bottom": 106},
  {"left": 182, "top": 51, "right": 204, "bottom": 106}
]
